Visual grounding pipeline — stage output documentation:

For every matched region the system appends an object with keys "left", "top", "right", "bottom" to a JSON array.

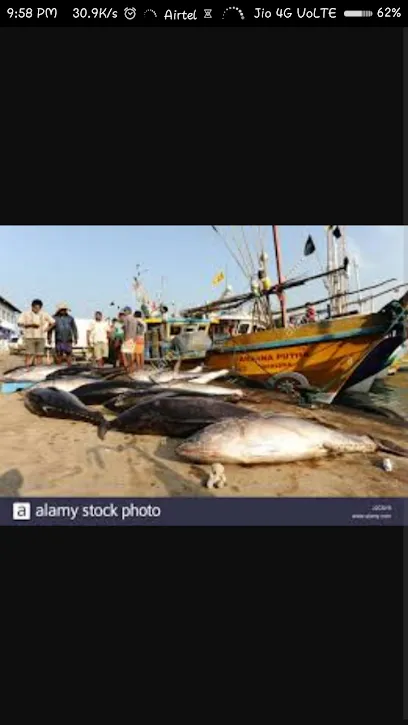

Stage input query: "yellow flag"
[{"left": 212, "top": 271, "right": 225, "bottom": 286}]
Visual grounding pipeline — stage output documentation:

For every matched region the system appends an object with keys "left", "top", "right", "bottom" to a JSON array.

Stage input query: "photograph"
[{"left": 0, "top": 224, "right": 406, "bottom": 498}]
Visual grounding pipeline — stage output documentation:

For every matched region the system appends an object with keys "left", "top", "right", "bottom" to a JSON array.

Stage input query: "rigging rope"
[
  {"left": 240, "top": 225, "right": 257, "bottom": 276},
  {"left": 229, "top": 226, "right": 253, "bottom": 278},
  {"left": 211, "top": 226, "right": 248, "bottom": 279}
]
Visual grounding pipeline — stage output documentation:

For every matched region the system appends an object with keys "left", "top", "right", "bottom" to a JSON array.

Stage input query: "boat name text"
[{"left": 239, "top": 351, "right": 310, "bottom": 363}]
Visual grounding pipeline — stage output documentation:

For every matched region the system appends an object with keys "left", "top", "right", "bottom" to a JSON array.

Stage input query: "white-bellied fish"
[
  {"left": 193, "top": 369, "right": 230, "bottom": 384},
  {"left": 177, "top": 414, "right": 408, "bottom": 465},
  {"left": 102, "top": 381, "right": 243, "bottom": 409},
  {"left": 150, "top": 381, "right": 243, "bottom": 399},
  {"left": 30, "top": 377, "right": 97, "bottom": 393},
  {"left": 29, "top": 379, "right": 142, "bottom": 399},
  {"left": 45, "top": 365, "right": 121, "bottom": 381},
  {"left": 3, "top": 364, "right": 65, "bottom": 382},
  {"left": 71, "top": 381, "right": 149, "bottom": 405}
]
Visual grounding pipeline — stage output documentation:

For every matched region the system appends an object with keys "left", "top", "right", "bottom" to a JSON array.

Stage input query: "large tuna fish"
[
  {"left": 24, "top": 387, "right": 105, "bottom": 426},
  {"left": 177, "top": 414, "right": 408, "bottom": 464},
  {"left": 98, "top": 395, "right": 254, "bottom": 440}
]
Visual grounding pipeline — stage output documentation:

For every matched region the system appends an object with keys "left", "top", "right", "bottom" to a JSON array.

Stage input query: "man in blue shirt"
[{"left": 48, "top": 302, "right": 78, "bottom": 365}]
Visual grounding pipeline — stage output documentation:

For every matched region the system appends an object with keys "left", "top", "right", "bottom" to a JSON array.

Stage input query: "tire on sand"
[{"left": 267, "top": 372, "right": 310, "bottom": 395}]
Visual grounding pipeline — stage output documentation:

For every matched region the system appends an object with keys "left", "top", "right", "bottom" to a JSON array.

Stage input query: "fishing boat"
[
  {"left": 144, "top": 312, "right": 265, "bottom": 368},
  {"left": 210, "top": 312, "right": 266, "bottom": 342},
  {"left": 137, "top": 266, "right": 268, "bottom": 368},
  {"left": 299, "top": 228, "right": 408, "bottom": 394},
  {"left": 183, "top": 226, "right": 408, "bottom": 404},
  {"left": 144, "top": 316, "right": 212, "bottom": 366},
  {"left": 129, "top": 269, "right": 213, "bottom": 367},
  {"left": 202, "top": 303, "right": 407, "bottom": 403}
]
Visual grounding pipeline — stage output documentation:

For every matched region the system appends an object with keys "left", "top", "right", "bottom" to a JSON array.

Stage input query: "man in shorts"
[
  {"left": 87, "top": 311, "right": 110, "bottom": 368},
  {"left": 18, "top": 298, "right": 55, "bottom": 366},
  {"left": 121, "top": 307, "right": 138, "bottom": 373},
  {"left": 48, "top": 303, "right": 78, "bottom": 366},
  {"left": 133, "top": 310, "right": 147, "bottom": 371}
]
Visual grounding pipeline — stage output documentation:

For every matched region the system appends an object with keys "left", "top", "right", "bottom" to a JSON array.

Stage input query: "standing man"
[
  {"left": 18, "top": 299, "right": 54, "bottom": 367},
  {"left": 87, "top": 311, "right": 110, "bottom": 368},
  {"left": 133, "top": 310, "right": 147, "bottom": 371},
  {"left": 110, "top": 313, "right": 125, "bottom": 367},
  {"left": 121, "top": 306, "right": 138, "bottom": 373},
  {"left": 48, "top": 303, "right": 78, "bottom": 366}
]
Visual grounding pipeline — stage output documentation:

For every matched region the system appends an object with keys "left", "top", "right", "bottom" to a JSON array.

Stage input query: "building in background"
[{"left": 0, "top": 295, "right": 21, "bottom": 340}]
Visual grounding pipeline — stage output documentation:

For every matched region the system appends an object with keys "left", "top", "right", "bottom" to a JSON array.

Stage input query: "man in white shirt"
[
  {"left": 18, "top": 298, "right": 55, "bottom": 367},
  {"left": 87, "top": 311, "right": 111, "bottom": 367}
]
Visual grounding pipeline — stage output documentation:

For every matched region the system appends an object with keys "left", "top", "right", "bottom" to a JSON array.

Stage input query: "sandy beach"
[
  {"left": 0, "top": 350, "right": 408, "bottom": 497},
  {"left": 1, "top": 353, "right": 408, "bottom": 499}
]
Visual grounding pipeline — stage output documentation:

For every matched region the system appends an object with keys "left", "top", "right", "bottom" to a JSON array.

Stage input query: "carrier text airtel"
[{"left": 255, "top": 8, "right": 337, "bottom": 19}]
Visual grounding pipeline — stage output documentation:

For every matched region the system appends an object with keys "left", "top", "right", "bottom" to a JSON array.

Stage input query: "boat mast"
[
  {"left": 353, "top": 257, "right": 363, "bottom": 312},
  {"left": 326, "top": 226, "right": 334, "bottom": 303},
  {"left": 326, "top": 226, "right": 349, "bottom": 316},
  {"left": 338, "top": 225, "right": 349, "bottom": 315},
  {"left": 272, "top": 225, "right": 287, "bottom": 327}
]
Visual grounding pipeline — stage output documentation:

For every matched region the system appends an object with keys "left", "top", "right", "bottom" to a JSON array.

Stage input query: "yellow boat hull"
[{"left": 205, "top": 312, "right": 394, "bottom": 403}]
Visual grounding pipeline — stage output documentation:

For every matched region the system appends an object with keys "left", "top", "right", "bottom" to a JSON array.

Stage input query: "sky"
[{"left": 0, "top": 225, "right": 405, "bottom": 318}]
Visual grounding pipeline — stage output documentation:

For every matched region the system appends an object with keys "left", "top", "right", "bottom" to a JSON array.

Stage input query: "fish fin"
[
  {"left": 371, "top": 437, "right": 408, "bottom": 458},
  {"left": 98, "top": 420, "right": 109, "bottom": 440}
]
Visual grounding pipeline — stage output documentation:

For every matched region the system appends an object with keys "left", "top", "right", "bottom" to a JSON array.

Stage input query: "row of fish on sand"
[{"left": 4, "top": 362, "right": 408, "bottom": 489}]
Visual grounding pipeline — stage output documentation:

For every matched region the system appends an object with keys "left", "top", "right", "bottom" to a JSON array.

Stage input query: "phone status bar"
[{"left": 2, "top": 6, "right": 404, "bottom": 26}]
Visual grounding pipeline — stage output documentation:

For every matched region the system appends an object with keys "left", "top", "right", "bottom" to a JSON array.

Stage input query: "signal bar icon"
[{"left": 344, "top": 10, "right": 373, "bottom": 17}]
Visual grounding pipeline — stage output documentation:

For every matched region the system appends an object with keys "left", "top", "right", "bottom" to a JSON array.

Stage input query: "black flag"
[{"left": 304, "top": 235, "right": 316, "bottom": 256}]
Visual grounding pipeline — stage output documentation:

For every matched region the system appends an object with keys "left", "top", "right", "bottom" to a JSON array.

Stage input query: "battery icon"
[{"left": 344, "top": 10, "right": 373, "bottom": 16}]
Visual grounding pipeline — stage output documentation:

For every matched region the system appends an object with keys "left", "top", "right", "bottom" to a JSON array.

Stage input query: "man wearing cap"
[{"left": 48, "top": 303, "right": 78, "bottom": 366}]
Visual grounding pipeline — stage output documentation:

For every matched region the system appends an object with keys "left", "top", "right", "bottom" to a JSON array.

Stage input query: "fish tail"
[
  {"left": 372, "top": 437, "right": 408, "bottom": 458},
  {"left": 98, "top": 419, "right": 109, "bottom": 440}
]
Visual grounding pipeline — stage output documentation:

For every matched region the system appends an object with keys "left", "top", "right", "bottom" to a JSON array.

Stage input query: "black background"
[
  {"left": 0, "top": 18, "right": 405, "bottom": 718},
  {"left": 0, "top": 26, "right": 402, "bottom": 221}
]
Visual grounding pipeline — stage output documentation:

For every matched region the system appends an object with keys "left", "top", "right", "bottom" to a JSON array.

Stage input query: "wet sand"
[{"left": 1, "top": 354, "right": 408, "bottom": 498}]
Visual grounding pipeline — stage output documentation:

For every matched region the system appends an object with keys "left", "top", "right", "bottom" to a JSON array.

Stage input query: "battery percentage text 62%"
[{"left": 377, "top": 7, "right": 401, "bottom": 17}]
